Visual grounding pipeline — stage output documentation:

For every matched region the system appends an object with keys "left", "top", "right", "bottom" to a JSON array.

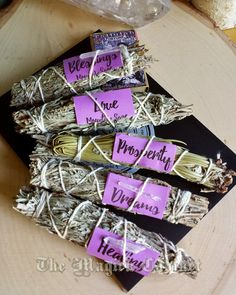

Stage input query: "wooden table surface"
[{"left": 0, "top": 1, "right": 236, "bottom": 294}]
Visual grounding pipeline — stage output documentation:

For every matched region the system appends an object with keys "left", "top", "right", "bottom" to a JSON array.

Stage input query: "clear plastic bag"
[{"left": 62, "top": 0, "right": 171, "bottom": 27}]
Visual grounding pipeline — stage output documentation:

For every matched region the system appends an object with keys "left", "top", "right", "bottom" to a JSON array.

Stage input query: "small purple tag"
[
  {"left": 63, "top": 49, "right": 123, "bottom": 83},
  {"left": 112, "top": 134, "right": 177, "bottom": 173},
  {"left": 102, "top": 173, "right": 170, "bottom": 219},
  {"left": 73, "top": 89, "right": 135, "bottom": 125},
  {"left": 92, "top": 30, "right": 138, "bottom": 50},
  {"left": 87, "top": 227, "right": 160, "bottom": 276}
]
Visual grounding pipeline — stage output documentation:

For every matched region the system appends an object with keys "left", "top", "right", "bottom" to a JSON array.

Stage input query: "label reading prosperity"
[
  {"left": 102, "top": 173, "right": 170, "bottom": 219},
  {"left": 63, "top": 49, "right": 123, "bottom": 83},
  {"left": 73, "top": 89, "right": 135, "bottom": 125},
  {"left": 87, "top": 227, "right": 160, "bottom": 276},
  {"left": 112, "top": 134, "right": 177, "bottom": 173}
]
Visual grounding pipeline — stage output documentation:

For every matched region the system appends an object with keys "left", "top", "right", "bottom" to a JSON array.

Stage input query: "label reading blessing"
[
  {"left": 112, "top": 134, "right": 177, "bottom": 173},
  {"left": 102, "top": 172, "right": 170, "bottom": 219},
  {"left": 73, "top": 89, "right": 135, "bottom": 125},
  {"left": 63, "top": 49, "right": 123, "bottom": 83},
  {"left": 87, "top": 227, "right": 160, "bottom": 276}
]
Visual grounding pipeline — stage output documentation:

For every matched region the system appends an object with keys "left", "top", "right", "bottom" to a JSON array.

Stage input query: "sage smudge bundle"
[
  {"left": 30, "top": 157, "right": 209, "bottom": 227},
  {"left": 50, "top": 133, "right": 236, "bottom": 193},
  {"left": 14, "top": 186, "right": 199, "bottom": 278},
  {"left": 13, "top": 92, "right": 192, "bottom": 135},
  {"left": 11, "top": 46, "right": 152, "bottom": 109}
]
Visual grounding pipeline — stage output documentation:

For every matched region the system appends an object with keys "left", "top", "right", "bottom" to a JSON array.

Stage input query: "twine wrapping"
[
  {"left": 29, "top": 155, "right": 209, "bottom": 227},
  {"left": 14, "top": 186, "right": 199, "bottom": 278},
  {"left": 13, "top": 92, "right": 193, "bottom": 135},
  {"left": 11, "top": 45, "right": 152, "bottom": 109},
  {"left": 49, "top": 133, "right": 236, "bottom": 193}
]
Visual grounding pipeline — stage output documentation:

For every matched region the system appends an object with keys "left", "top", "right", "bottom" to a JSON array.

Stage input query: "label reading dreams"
[
  {"left": 63, "top": 49, "right": 123, "bottom": 83},
  {"left": 112, "top": 134, "right": 177, "bottom": 173},
  {"left": 102, "top": 172, "right": 170, "bottom": 219},
  {"left": 87, "top": 227, "right": 160, "bottom": 276},
  {"left": 73, "top": 89, "right": 135, "bottom": 125}
]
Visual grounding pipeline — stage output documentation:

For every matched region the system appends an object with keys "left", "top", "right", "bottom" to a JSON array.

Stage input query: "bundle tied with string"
[
  {"left": 50, "top": 133, "right": 236, "bottom": 193},
  {"left": 13, "top": 91, "right": 193, "bottom": 135},
  {"left": 11, "top": 45, "right": 152, "bottom": 109},
  {"left": 30, "top": 156, "right": 209, "bottom": 227},
  {"left": 13, "top": 92, "right": 192, "bottom": 134},
  {"left": 14, "top": 186, "right": 199, "bottom": 278}
]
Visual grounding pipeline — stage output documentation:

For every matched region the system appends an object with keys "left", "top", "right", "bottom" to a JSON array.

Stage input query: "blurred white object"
[
  {"left": 191, "top": 0, "right": 236, "bottom": 29},
  {"left": 62, "top": 0, "right": 171, "bottom": 27}
]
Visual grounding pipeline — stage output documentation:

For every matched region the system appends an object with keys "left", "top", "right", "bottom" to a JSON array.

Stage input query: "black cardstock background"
[{"left": 0, "top": 34, "right": 236, "bottom": 292}]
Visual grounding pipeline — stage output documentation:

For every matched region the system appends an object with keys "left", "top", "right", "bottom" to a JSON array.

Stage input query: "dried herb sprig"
[
  {"left": 11, "top": 46, "right": 152, "bottom": 109},
  {"left": 14, "top": 186, "right": 199, "bottom": 278},
  {"left": 50, "top": 133, "right": 236, "bottom": 193},
  {"left": 13, "top": 92, "right": 192, "bottom": 135},
  {"left": 30, "top": 156, "right": 209, "bottom": 227}
]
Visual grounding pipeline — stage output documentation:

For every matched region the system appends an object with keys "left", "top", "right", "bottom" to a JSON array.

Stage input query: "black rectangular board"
[{"left": 1, "top": 33, "right": 236, "bottom": 292}]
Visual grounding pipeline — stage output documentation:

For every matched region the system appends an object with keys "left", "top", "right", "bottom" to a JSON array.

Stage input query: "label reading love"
[
  {"left": 112, "top": 134, "right": 177, "bottom": 173},
  {"left": 63, "top": 50, "right": 123, "bottom": 83},
  {"left": 73, "top": 89, "right": 135, "bottom": 125},
  {"left": 102, "top": 173, "right": 170, "bottom": 219},
  {"left": 87, "top": 227, "right": 160, "bottom": 276}
]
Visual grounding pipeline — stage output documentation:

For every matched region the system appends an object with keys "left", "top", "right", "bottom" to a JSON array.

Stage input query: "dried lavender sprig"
[
  {"left": 14, "top": 186, "right": 199, "bottom": 278},
  {"left": 50, "top": 133, "right": 236, "bottom": 193},
  {"left": 13, "top": 92, "right": 192, "bottom": 135},
  {"left": 30, "top": 156, "right": 209, "bottom": 227},
  {"left": 11, "top": 46, "right": 152, "bottom": 109}
]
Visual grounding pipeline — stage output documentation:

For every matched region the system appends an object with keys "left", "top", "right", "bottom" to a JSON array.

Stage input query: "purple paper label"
[
  {"left": 102, "top": 173, "right": 170, "bottom": 219},
  {"left": 87, "top": 227, "right": 160, "bottom": 276},
  {"left": 112, "top": 134, "right": 177, "bottom": 173},
  {"left": 73, "top": 89, "right": 135, "bottom": 125},
  {"left": 63, "top": 50, "right": 123, "bottom": 83},
  {"left": 92, "top": 30, "right": 138, "bottom": 51}
]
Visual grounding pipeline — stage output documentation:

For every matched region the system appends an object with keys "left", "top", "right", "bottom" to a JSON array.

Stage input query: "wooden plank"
[
  {"left": 0, "top": 0, "right": 23, "bottom": 29},
  {"left": 0, "top": 0, "right": 236, "bottom": 294}
]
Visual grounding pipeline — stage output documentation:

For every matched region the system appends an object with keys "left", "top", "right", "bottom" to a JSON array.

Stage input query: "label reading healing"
[{"left": 87, "top": 227, "right": 160, "bottom": 276}]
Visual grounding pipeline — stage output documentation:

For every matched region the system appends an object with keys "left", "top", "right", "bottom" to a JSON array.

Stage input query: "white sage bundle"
[
  {"left": 30, "top": 156, "right": 209, "bottom": 227},
  {"left": 11, "top": 45, "right": 152, "bottom": 109},
  {"left": 14, "top": 186, "right": 199, "bottom": 278},
  {"left": 13, "top": 92, "right": 192, "bottom": 135}
]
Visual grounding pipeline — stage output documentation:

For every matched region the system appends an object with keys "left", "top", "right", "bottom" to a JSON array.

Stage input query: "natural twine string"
[
  {"left": 133, "top": 136, "right": 156, "bottom": 167},
  {"left": 33, "top": 189, "right": 131, "bottom": 269},
  {"left": 118, "top": 180, "right": 161, "bottom": 201},
  {"left": 128, "top": 93, "right": 155, "bottom": 129},
  {"left": 85, "top": 91, "right": 116, "bottom": 128},
  {"left": 22, "top": 90, "right": 165, "bottom": 135},
  {"left": 39, "top": 156, "right": 192, "bottom": 222},
  {"left": 127, "top": 178, "right": 150, "bottom": 212},
  {"left": 167, "top": 190, "right": 191, "bottom": 224},
  {"left": 18, "top": 47, "right": 131, "bottom": 106},
  {"left": 88, "top": 50, "right": 100, "bottom": 88},
  {"left": 20, "top": 67, "right": 80, "bottom": 105},
  {"left": 51, "top": 132, "right": 235, "bottom": 194},
  {"left": 74, "top": 135, "right": 120, "bottom": 165},
  {"left": 17, "top": 187, "right": 200, "bottom": 276}
]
